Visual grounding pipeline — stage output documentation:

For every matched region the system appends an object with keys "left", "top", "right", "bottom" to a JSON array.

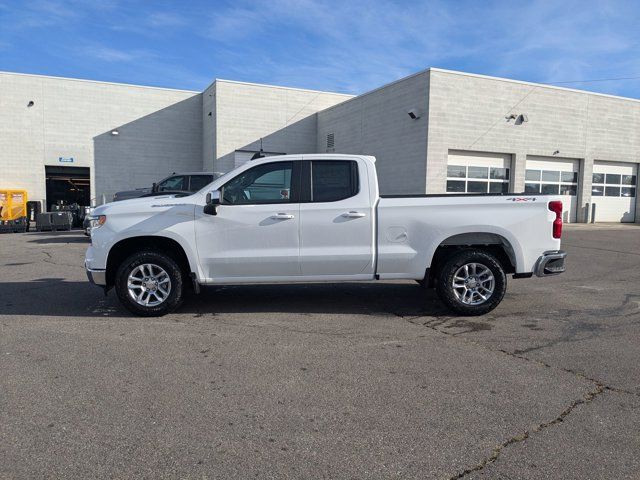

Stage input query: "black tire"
[
  {"left": 435, "top": 249, "right": 506, "bottom": 316},
  {"left": 115, "top": 250, "right": 184, "bottom": 317}
]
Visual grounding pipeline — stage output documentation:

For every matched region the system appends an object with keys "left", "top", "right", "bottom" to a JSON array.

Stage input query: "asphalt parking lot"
[{"left": 1, "top": 225, "right": 639, "bottom": 479}]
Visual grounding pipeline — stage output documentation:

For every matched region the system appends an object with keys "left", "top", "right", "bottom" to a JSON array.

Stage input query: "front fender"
[{"left": 87, "top": 203, "right": 205, "bottom": 281}]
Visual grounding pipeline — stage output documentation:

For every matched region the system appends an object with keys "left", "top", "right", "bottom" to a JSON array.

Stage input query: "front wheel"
[
  {"left": 435, "top": 249, "right": 506, "bottom": 316},
  {"left": 115, "top": 251, "right": 184, "bottom": 317}
]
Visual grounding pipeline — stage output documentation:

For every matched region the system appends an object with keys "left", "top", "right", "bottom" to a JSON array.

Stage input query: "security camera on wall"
[{"left": 407, "top": 109, "right": 421, "bottom": 120}]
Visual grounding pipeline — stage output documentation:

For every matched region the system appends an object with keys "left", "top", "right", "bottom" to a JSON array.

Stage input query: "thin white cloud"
[
  {"left": 203, "top": 0, "right": 639, "bottom": 95},
  {"left": 3, "top": 0, "right": 640, "bottom": 97},
  {"left": 204, "top": 0, "right": 461, "bottom": 92},
  {"left": 0, "top": 0, "right": 94, "bottom": 29},
  {"left": 207, "top": 7, "right": 263, "bottom": 40},
  {"left": 78, "top": 45, "right": 157, "bottom": 63},
  {"left": 147, "top": 12, "right": 188, "bottom": 28}
]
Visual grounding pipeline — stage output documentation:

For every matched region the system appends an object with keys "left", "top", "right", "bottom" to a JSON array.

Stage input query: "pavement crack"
[
  {"left": 405, "top": 316, "right": 639, "bottom": 397},
  {"left": 401, "top": 316, "right": 639, "bottom": 477},
  {"left": 41, "top": 251, "right": 84, "bottom": 270},
  {"left": 42, "top": 258, "right": 84, "bottom": 270},
  {"left": 448, "top": 383, "right": 606, "bottom": 479}
]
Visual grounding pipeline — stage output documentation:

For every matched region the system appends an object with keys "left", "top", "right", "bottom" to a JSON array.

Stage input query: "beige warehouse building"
[{"left": 1, "top": 68, "right": 639, "bottom": 223}]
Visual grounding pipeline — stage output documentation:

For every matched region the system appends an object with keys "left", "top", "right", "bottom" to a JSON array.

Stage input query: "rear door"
[{"left": 299, "top": 159, "right": 375, "bottom": 276}]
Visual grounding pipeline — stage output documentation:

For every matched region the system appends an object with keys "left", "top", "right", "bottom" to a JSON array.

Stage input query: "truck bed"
[{"left": 375, "top": 194, "right": 562, "bottom": 279}]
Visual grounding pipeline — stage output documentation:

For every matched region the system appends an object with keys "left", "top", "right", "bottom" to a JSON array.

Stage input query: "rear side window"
[
  {"left": 311, "top": 161, "right": 358, "bottom": 202},
  {"left": 189, "top": 175, "right": 213, "bottom": 191}
]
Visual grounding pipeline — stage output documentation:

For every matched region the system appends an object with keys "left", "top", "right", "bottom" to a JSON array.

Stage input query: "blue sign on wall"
[{"left": 59, "top": 157, "right": 74, "bottom": 163}]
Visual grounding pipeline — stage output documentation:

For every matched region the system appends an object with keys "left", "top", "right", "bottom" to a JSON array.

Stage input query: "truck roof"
[
  {"left": 164, "top": 172, "right": 216, "bottom": 176},
  {"left": 247, "top": 154, "right": 377, "bottom": 163}
]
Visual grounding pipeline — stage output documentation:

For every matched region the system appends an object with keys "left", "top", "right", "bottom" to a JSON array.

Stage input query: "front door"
[
  {"left": 195, "top": 160, "right": 301, "bottom": 281},
  {"left": 299, "top": 159, "right": 375, "bottom": 276}
]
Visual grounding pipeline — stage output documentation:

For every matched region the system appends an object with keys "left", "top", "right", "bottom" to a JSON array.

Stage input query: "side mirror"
[
  {"left": 152, "top": 182, "right": 158, "bottom": 193},
  {"left": 203, "top": 190, "right": 221, "bottom": 216}
]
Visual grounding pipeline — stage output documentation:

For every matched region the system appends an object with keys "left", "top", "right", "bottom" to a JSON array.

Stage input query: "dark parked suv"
[{"left": 113, "top": 172, "right": 222, "bottom": 202}]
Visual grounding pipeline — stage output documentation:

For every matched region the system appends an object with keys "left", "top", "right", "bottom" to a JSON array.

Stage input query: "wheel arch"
[
  {"left": 106, "top": 235, "right": 192, "bottom": 288},
  {"left": 426, "top": 232, "right": 518, "bottom": 287}
]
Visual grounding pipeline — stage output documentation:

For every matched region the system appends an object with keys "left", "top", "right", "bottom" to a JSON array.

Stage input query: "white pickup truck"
[{"left": 85, "top": 154, "right": 567, "bottom": 317}]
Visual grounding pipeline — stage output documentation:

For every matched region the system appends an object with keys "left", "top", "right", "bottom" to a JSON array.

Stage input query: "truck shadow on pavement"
[
  {"left": 26, "top": 232, "right": 90, "bottom": 244},
  {"left": 0, "top": 278, "right": 458, "bottom": 320}
]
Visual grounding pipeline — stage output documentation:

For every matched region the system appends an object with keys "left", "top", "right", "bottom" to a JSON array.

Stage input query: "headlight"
[{"left": 88, "top": 215, "right": 107, "bottom": 229}]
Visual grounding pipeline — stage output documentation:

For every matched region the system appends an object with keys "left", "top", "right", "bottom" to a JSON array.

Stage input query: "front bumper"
[
  {"left": 534, "top": 250, "right": 567, "bottom": 277},
  {"left": 86, "top": 262, "right": 107, "bottom": 286}
]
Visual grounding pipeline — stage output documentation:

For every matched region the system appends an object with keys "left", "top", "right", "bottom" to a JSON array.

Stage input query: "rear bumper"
[
  {"left": 534, "top": 250, "right": 567, "bottom": 277},
  {"left": 85, "top": 262, "right": 107, "bottom": 286}
]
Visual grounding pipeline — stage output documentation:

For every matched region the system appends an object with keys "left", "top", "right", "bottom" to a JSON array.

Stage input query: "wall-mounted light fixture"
[
  {"left": 407, "top": 109, "right": 421, "bottom": 120},
  {"left": 208, "top": 112, "right": 212, "bottom": 116},
  {"left": 110, "top": 129, "right": 119, "bottom": 136},
  {"left": 27, "top": 101, "right": 35, "bottom": 107},
  {"left": 506, "top": 113, "right": 528, "bottom": 124}
]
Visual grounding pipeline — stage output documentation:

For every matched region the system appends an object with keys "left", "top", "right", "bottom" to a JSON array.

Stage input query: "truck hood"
[
  {"left": 94, "top": 193, "right": 198, "bottom": 216},
  {"left": 91, "top": 193, "right": 199, "bottom": 241},
  {"left": 93, "top": 193, "right": 194, "bottom": 215}
]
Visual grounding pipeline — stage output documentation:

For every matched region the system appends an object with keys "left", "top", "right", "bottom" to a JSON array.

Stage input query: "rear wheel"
[
  {"left": 435, "top": 249, "right": 506, "bottom": 316},
  {"left": 115, "top": 251, "right": 184, "bottom": 317}
]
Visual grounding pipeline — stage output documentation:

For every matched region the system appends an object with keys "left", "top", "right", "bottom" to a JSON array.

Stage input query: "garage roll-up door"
[
  {"left": 592, "top": 161, "right": 637, "bottom": 223},
  {"left": 446, "top": 151, "right": 511, "bottom": 194},
  {"left": 525, "top": 156, "right": 579, "bottom": 223}
]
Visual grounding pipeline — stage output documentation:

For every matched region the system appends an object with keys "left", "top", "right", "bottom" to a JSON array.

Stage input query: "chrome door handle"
[
  {"left": 342, "top": 211, "right": 366, "bottom": 218},
  {"left": 271, "top": 213, "right": 294, "bottom": 220}
]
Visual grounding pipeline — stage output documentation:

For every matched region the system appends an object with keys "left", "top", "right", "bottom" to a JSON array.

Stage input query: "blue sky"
[{"left": 1, "top": 0, "right": 640, "bottom": 97}]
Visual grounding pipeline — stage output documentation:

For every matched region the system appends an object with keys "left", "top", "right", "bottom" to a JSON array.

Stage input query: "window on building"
[
  {"left": 525, "top": 169, "right": 577, "bottom": 197},
  {"left": 446, "top": 165, "right": 510, "bottom": 193},
  {"left": 592, "top": 172, "right": 636, "bottom": 197}
]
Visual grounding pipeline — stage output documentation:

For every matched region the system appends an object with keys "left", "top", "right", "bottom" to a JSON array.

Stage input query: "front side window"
[
  {"left": 311, "top": 161, "right": 358, "bottom": 202},
  {"left": 222, "top": 162, "right": 293, "bottom": 205},
  {"left": 157, "top": 175, "right": 186, "bottom": 191}
]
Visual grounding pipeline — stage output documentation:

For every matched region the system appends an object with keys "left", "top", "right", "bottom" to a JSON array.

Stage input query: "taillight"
[{"left": 548, "top": 201, "right": 563, "bottom": 239}]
